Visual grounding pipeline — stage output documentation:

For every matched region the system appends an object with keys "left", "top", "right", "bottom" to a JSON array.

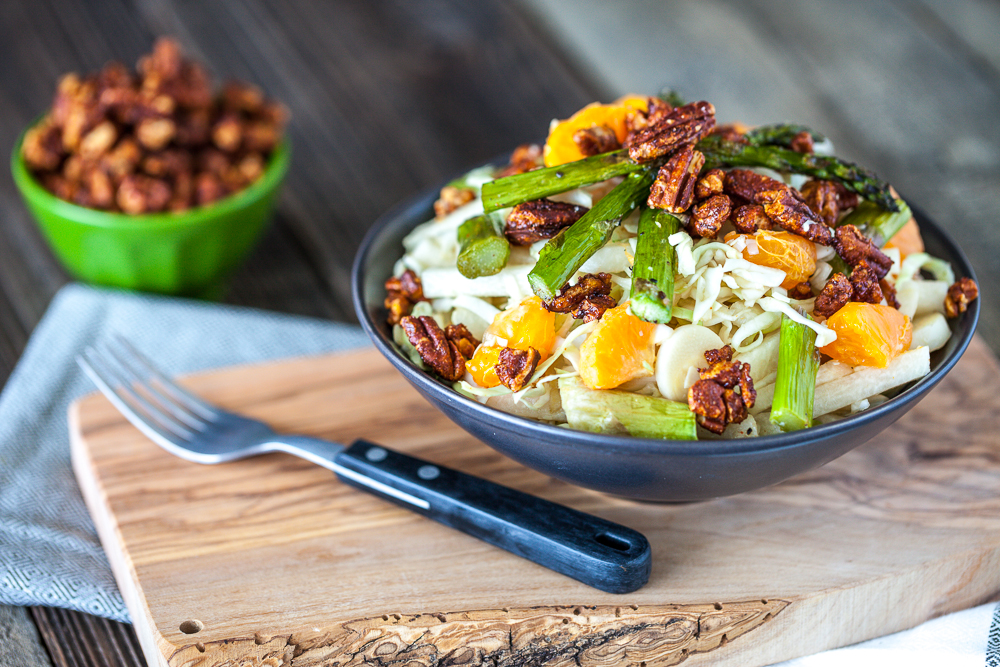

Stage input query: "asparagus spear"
[
  {"left": 630, "top": 206, "right": 681, "bottom": 323},
  {"left": 743, "top": 123, "right": 825, "bottom": 148},
  {"left": 559, "top": 376, "right": 697, "bottom": 439},
  {"left": 481, "top": 150, "right": 642, "bottom": 212},
  {"left": 837, "top": 198, "right": 913, "bottom": 247},
  {"left": 456, "top": 212, "right": 510, "bottom": 279},
  {"left": 698, "top": 135, "right": 898, "bottom": 212},
  {"left": 528, "top": 169, "right": 655, "bottom": 300},
  {"left": 770, "top": 313, "right": 820, "bottom": 432}
]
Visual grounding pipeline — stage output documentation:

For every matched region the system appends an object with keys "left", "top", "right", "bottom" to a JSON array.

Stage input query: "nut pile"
[{"left": 21, "top": 38, "right": 286, "bottom": 214}]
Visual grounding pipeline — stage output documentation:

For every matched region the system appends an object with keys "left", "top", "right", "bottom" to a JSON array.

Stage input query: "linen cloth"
[{"left": 0, "top": 283, "right": 996, "bottom": 667}]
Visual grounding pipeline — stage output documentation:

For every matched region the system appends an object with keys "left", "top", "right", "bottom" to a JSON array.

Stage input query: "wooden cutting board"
[{"left": 70, "top": 336, "right": 1000, "bottom": 667}]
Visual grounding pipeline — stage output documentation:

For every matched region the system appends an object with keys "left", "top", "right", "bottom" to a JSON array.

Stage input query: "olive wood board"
[{"left": 69, "top": 336, "right": 1000, "bottom": 667}]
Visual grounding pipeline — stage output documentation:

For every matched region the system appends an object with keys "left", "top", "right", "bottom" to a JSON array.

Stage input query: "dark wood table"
[{"left": 1, "top": 1, "right": 996, "bottom": 665}]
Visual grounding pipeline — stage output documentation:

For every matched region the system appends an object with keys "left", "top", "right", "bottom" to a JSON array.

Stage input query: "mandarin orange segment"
[
  {"left": 486, "top": 295, "right": 556, "bottom": 359},
  {"left": 467, "top": 345, "right": 503, "bottom": 388},
  {"left": 579, "top": 303, "right": 657, "bottom": 389},
  {"left": 737, "top": 230, "right": 817, "bottom": 289},
  {"left": 819, "top": 302, "right": 912, "bottom": 368},
  {"left": 543, "top": 97, "right": 649, "bottom": 167},
  {"left": 884, "top": 217, "right": 924, "bottom": 258}
]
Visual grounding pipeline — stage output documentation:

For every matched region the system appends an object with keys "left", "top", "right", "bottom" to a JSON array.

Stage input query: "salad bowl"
[{"left": 352, "top": 183, "right": 979, "bottom": 502}]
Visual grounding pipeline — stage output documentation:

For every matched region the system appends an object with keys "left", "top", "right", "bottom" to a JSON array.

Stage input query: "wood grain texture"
[{"left": 70, "top": 337, "right": 1000, "bottom": 667}]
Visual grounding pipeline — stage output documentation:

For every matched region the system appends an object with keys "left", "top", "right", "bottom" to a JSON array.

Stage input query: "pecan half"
[
  {"left": 543, "top": 272, "right": 616, "bottom": 322},
  {"left": 497, "top": 143, "right": 543, "bottom": 177},
  {"left": 788, "top": 281, "right": 814, "bottom": 300},
  {"left": 732, "top": 204, "right": 770, "bottom": 234},
  {"left": 384, "top": 269, "right": 425, "bottom": 325},
  {"left": 445, "top": 323, "right": 480, "bottom": 360},
  {"left": 695, "top": 168, "right": 725, "bottom": 200},
  {"left": 504, "top": 198, "right": 588, "bottom": 245},
  {"left": 573, "top": 124, "right": 620, "bottom": 156},
  {"left": 433, "top": 185, "right": 475, "bottom": 218},
  {"left": 495, "top": 347, "right": 541, "bottom": 391},
  {"left": 647, "top": 145, "right": 705, "bottom": 214},
  {"left": 834, "top": 224, "right": 893, "bottom": 279},
  {"left": 724, "top": 169, "right": 833, "bottom": 245},
  {"left": 687, "top": 345, "right": 755, "bottom": 434},
  {"left": 400, "top": 315, "right": 466, "bottom": 381},
  {"left": 688, "top": 193, "right": 732, "bottom": 238},
  {"left": 944, "top": 277, "right": 979, "bottom": 318},
  {"left": 624, "top": 101, "right": 716, "bottom": 163},
  {"left": 849, "top": 261, "right": 884, "bottom": 305},
  {"left": 814, "top": 273, "right": 852, "bottom": 319},
  {"left": 799, "top": 179, "right": 840, "bottom": 227},
  {"left": 789, "top": 130, "right": 814, "bottom": 154},
  {"left": 624, "top": 96, "right": 672, "bottom": 134}
]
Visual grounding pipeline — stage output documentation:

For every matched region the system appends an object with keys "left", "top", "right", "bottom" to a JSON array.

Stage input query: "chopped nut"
[
  {"left": 624, "top": 101, "right": 716, "bottom": 163},
  {"left": 814, "top": 273, "right": 852, "bottom": 318},
  {"left": 400, "top": 315, "right": 467, "bottom": 381},
  {"left": 732, "top": 204, "right": 770, "bottom": 234},
  {"left": 695, "top": 168, "right": 725, "bottom": 200},
  {"left": 496, "top": 143, "right": 543, "bottom": 177},
  {"left": 688, "top": 193, "right": 732, "bottom": 238},
  {"left": 789, "top": 130, "right": 814, "bottom": 154},
  {"left": 849, "top": 261, "right": 884, "bottom": 305},
  {"left": 543, "top": 272, "right": 616, "bottom": 322},
  {"left": 573, "top": 124, "right": 620, "bottom": 156},
  {"left": 788, "top": 282, "right": 814, "bottom": 300},
  {"left": 495, "top": 347, "right": 541, "bottom": 391},
  {"left": 445, "top": 323, "right": 480, "bottom": 360},
  {"left": 687, "top": 345, "right": 755, "bottom": 434},
  {"left": 433, "top": 185, "right": 475, "bottom": 219},
  {"left": 799, "top": 179, "right": 840, "bottom": 227},
  {"left": 504, "top": 198, "right": 588, "bottom": 245},
  {"left": 647, "top": 144, "right": 705, "bottom": 214},
  {"left": 384, "top": 269, "right": 426, "bottom": 325},
  {"left": 834, "top": 224, "right": 893, "bottom": 279},
  {"left": 944, "top": 277, "right": 979, "bottom": 318}
]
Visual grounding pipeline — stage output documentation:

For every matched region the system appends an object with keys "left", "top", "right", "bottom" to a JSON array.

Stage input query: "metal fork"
[{"left": 77, "top": 336, "right": 651, "bottom": 593}]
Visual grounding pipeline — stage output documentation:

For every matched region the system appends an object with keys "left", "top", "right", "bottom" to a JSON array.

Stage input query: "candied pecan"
[
  {"left": 647, "top": 145, "right": 705, "bottom": 214},
  {"left": 496, "top": 347, "right": 541, "bottom": 391},
  {"left": 243, "top": 118, "right": 282, "bottom": 153},
  {"left": 573, "top": 124, "right": 621, "bottom": 156},
  {"left": 879, "top": 278, "right": 900, "bottom": 309},
  {"left": 624, "top": 96, "right": 672, "bottom": 134},
  {"left": 624, "top": 101, "right": 716, "bottom": 163},
  {"left": 709, "top": 123, "right": 749, "bottom": 144},
  {"left": 543, "top": 272, "right": 616, "bottom": 323},
  {"left": 723, "top": 168, "right": 783, "bottom": 203},
  {"left": 688, "top": 346, "right": 755, "bottom": 434},
  {"left": 732, "top": 204, "right": 770, "bottom": 234},
  {"left": 695, "top": 168, "right": 725, "bottom": 200},
  {"left": 116, "top": 174, "right": 171, "bottom": 213},
  {"left": 384, "top": 269, "right": 426, "bottom": 325},
  {"left": 21, "top": 119, "right": 64, "bottom": 171},
  {"left": 401, "top": 315, "right": 467, "bottom": 381},
  {"left": 688, "top": 193, "right": 732, "bottom": 238},
  {"left": 799, "top": 179, "right": 840, "bottom": 227},
  {"left": 832, "top": 181, "right": 859, "bottom": 211},
  {"left": 789, "top": 130, "right": 814, "bottom": 154},
  {"left": 849, "top": 261, "right": 883, "bottom": 304},
  {"left": 194, "top": 172, "right": 226, "bottom": 205},
  {"left": 496, "top": 143, "right": 543, "bottom": 177},
  {"left": 433, "top": 185, "right": 475, "bottom": 218},
  {"left": 944, "top": 277, "right": 979, "bottom": 318},
  {"left": 788, "top": 282, "right": 814, "bottom": 300},
  {"left": 82, "top": 167, "right": 115, "bottom": 209},
  {"left": 78, "top": 121, "right": 118, "bottom": 160},
  {"left": 135, "top": 116, "right": 177, "bottom": 151},
  {"left": 833, "top": 224, "right": 893, "bottom": 279},
  {"left": 221, "top": 81, "right": 265, "bottom": 113},
  {"left": 504, "top": 198, "right": 588, "bottom": 245},
  {"left": 211, "top": 113, "right": 243, "bottom": 152},
  {"left": 100, "top": 137, "right": 142, "bottom": 178},
  {"left": 445, "top": 323, "right": 480, "bottom": 360},
  {"left": 762, "top": 186, "right": 833, "bottom": 245},
  {"left": 814, "top": 273, "right": 853, "bottom": 318}
]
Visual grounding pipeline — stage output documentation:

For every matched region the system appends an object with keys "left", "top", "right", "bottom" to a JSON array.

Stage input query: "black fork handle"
[{"left": 331, "top": 439, "right": 651, "bottom": 594}]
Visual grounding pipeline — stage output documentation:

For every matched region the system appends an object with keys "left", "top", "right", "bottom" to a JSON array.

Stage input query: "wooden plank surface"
[
  {"left": 69, "top": 340, "right": 1000, "bottom": 667},
  {"left": 0, "top": 0, "right": 998, "bottom": 665}
]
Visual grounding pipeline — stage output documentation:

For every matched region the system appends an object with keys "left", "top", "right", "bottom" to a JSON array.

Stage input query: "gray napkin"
[{"left": 0, "top": 283, "right": 369, "bottom": 622}]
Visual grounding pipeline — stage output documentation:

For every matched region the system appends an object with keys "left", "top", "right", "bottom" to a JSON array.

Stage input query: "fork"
[{"left": 77, "top": 336, "right": 651, "bottom": 593}]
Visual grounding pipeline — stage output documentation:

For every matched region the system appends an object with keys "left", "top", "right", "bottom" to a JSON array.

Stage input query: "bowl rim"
[
  {"left": 352, "top": 175, "right": 980, "bottom": 460},
  {"left": 10, "top": 122, "right": 290, "bottom": 230}
]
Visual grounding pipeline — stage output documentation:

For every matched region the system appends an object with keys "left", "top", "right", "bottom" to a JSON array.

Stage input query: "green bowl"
[{"left": 11, "top": 128, "right": 290, "bottom": 297}]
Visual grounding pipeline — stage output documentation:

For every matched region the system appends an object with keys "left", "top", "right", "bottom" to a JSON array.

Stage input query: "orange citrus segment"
[
  {"left": 579, "top": 303, "right": 657, "bottom": 389},
  {"left": 884, "top": 217, "right": 924, "bottom": 258},
  {"left": 543, "top": 96, "right": 649, "bottom": 167},
  {"left": 486, "top": 295, "right": 556, "bottom": 359},
  {"left": 467, "top": 345, "right": 503, "bottom": 388},
  {"left": 819, "top": 302, "right": 912, "bottom": 368},
  {"left": 732, "top": 230, "right": 817, "bottom": 289}
]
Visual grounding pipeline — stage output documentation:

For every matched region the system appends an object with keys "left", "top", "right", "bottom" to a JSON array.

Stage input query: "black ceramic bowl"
[{"left": 352, "top": 186, "right": 979, "bottom": 502}]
